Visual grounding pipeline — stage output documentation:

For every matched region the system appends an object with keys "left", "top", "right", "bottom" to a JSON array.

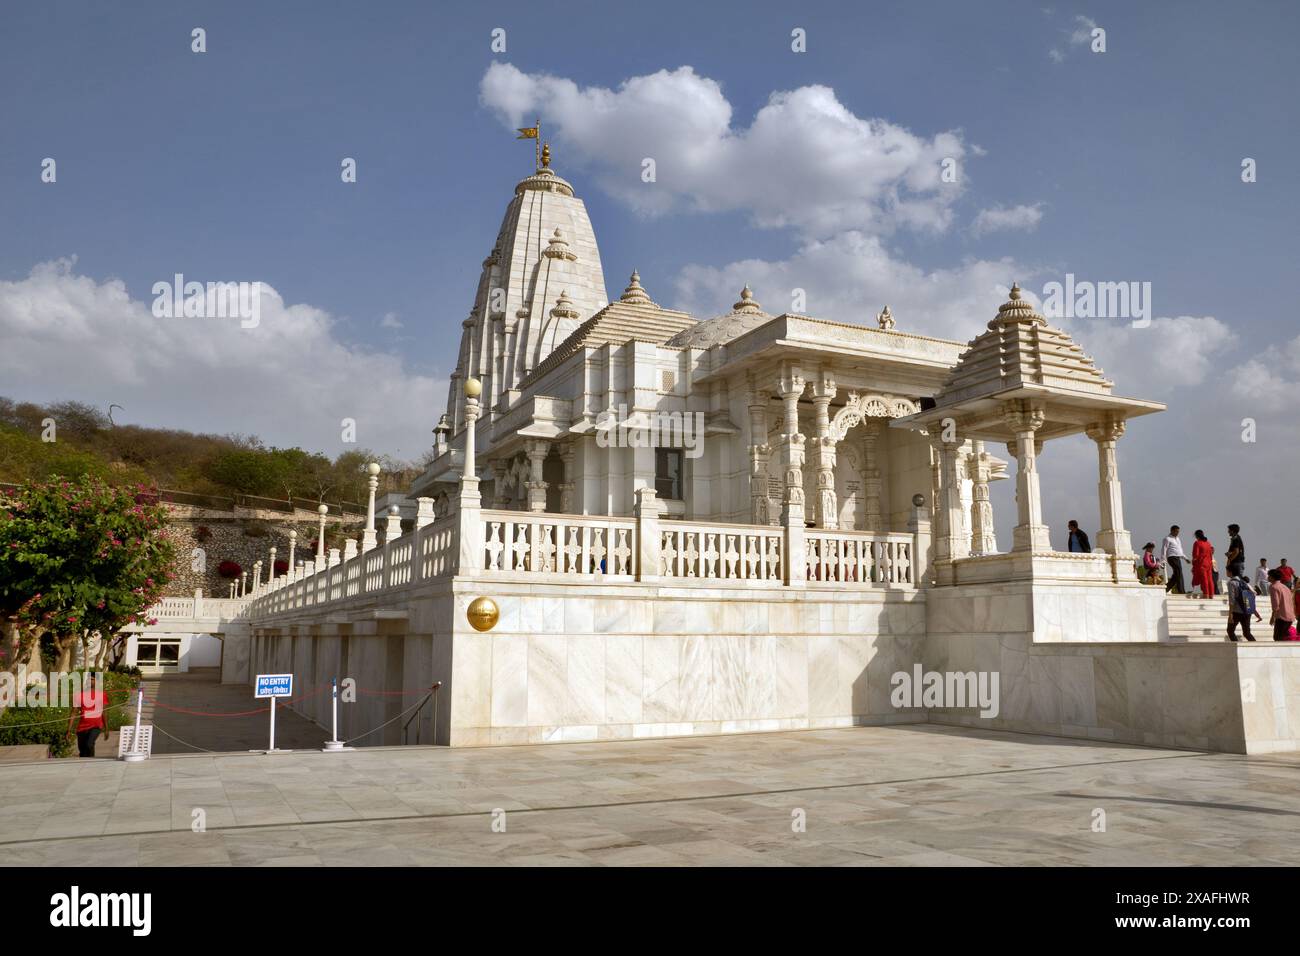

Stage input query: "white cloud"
[
  {"left": 481, "top": 63, "right": 968, "bottom": 239},
  {"left": 1062, "top": 315, "right": 1235, "bottom": 391},
  {"left": 673, "top": 231, "right": 1018, "bottom": 343},
  {"left": 0, "top": 259, "right": 440, "bottom": 460},
  {"left": 1049, "top": 14, "right": 1099, "bottom": 62},
  {"left": 1229, "top": 334, "right": 1300, "bottom": 403},
  {"left": 971, "top": 203, "right": 1044, "bottom": 237},
  {"left": 380, "top": 311, "right": 403, "bottom": 330}
]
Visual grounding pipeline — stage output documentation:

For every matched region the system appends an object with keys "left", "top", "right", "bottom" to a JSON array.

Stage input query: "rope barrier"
[
  {"left": 343, "top": 695, "right": 432, "bottom": 745},
  {"left": 146, "top": 722, "right": 221, "bottom": 754},
  {"left": 0, "top": 700, "right": 132, "bottom": 729}
]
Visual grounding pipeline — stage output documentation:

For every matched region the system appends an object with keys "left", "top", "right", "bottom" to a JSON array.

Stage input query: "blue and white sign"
[{"left": 255, "top": 673, "right": 293, "bottom": 698}]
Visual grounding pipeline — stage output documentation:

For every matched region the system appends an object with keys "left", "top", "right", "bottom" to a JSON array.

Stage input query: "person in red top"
[
  {"left": 66, "top": 672, "right": 110, "bottom": 758},
  {"left": 1268, "top": 569, "right": 1297, "bottom": 642},
  {"left": 1278, "top": 559, "right": 1294, "bottom": 585},
  {"left": 1190, "top": 530, "right": 1215, "bottom": 598}
]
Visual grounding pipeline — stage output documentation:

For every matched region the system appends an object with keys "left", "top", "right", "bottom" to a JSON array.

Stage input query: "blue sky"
[{"left": 2, "top": 0, "right": 1298, "bottom": 559}]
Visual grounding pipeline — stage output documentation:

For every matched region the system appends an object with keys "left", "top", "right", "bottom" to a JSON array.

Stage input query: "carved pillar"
[
  {"left": 1003, "top": 402, "right": 1049, "bottom": 552},
  {"left": 524, "top": 439, "right": 549, "bottom": 513},
  {"left": 779, "top": 367, "right": 807, "bottom": 583},
  {"left": 968, "top": 440, "right": 998, "bottom": 555},
  {"left": 810, "top": 371, "right": 838, "bottom": 529},
  {"left": 931, "top": 435, "right": 969, "bottom": 563},
  {"left": 861, "top": 420, "right": 884, "bottom": 532},
  {"left": 1086, "top": 419, "right": 1131, "bottom": 556},
  {"left": 746, "top": 376, "right": 774, "bottom": 526},
  {"left": 558, "top": 442, "right": 576, "bottom": 515}
]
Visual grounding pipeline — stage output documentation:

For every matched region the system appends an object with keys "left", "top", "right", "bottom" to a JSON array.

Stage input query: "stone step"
[{"left": 1164, "top": 592, "right": 1243, "bottom": 641}]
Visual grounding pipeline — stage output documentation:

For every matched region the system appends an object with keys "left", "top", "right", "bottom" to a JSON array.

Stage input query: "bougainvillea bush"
[
  {"left": 217, "top": 560, "right": 243, "bottom": 579},
  {"left": 0, "top": 477, "right": 176, "bottom": 675}
]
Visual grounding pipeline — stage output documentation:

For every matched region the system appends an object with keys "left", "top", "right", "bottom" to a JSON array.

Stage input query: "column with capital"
[
  {"left": 1003, "top": 403, "right": 1050, "bottom": 552},
  {"left": 1086, "top": 419, "right": 1132, "bottom": 556},
  {"left": 968, "top": 440, "right": 998, "bottom": 555},
  {"left": 524, "top": 439, "right": 550, "bottom": 513},
  {"left": 861, "top": 420, "right": 884, "bottom": 532},
  {"left": 779, "top": 368, "right": 807, "bottom": 583},
  {"left": 558, "top": 442, "right": 576, "bottom": 514},
  {"left": 810, "top": 372, "right": 838, "bottom": 529},
  {"left": 746, "top": 376, "right": 775, "bottom": 526},
  {"left": 930, "top": 432, "right": 969, "bottom": 563}
]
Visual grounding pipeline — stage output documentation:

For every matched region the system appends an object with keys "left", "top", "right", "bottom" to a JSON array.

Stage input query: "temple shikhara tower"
[{"left": 206, "top": 146, "right": 1298, "bottom": 757}]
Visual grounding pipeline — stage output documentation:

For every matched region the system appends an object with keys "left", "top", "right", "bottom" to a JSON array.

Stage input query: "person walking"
[
  {"left": 1268, "top": 569, "right": 1296, "bottom": 641},
  {"left": 1227, "top": 572, "right": 1260, "bottom": 642},
  {"left": 1225, "top": 524, "right": 1245, "bottom": 578},
  {"left": 66, "top": 672, "right": 110, "bottom": 758},
  {"left": 1255, "top": 558, "right": 1271, "bottom": 595},
  {"left": 1161, "top": 525, "right": 1187, "bottom": 595},
  {"left": 1067, "top": 519, "right": 1092, "bottom": 553},
  {"left": 1191, "top": 530, "right": 1215, "bottom": 599}
]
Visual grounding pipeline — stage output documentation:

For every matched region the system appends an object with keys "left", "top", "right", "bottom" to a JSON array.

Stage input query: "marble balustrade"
[{"left": 238, "top": 509, "right": 920, "bottom": 623}]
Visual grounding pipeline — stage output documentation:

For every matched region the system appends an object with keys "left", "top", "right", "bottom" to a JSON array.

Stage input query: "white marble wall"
[
  {"left": 246, "top": 569, "right": 1299, "bottom": 755},
  {"left": 923, "top": 581, "right": 1300, "bottom": 753},
  {"left": 446, "top": 582, "right": 928, "bottom": 746},
  {"left": 926, "top": 579, "right": 1166, "bottom": 643}
]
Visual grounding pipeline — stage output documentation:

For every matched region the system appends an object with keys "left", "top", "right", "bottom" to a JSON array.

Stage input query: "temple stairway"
[{"left": 1164, "top": 592, "right": 1233, "bottom": 641}]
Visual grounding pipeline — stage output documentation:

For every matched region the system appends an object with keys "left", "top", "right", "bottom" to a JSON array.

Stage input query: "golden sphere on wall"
[{"left": 466, "top": 596, "right": 499, "bottom": 632}]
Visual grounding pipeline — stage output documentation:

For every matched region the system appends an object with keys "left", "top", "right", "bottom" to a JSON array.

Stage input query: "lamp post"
[
  {"left": 267, "top": 547, "right": 277, "bottom": 586},
  {"left": 316, "top": 504, "right": 328, "bottom": 571},
  {"left": 287, "top": 530, "right": 297, "bottom": 581},
  {"left": 463, "top": 378, "right": 481, "bottom": 479},
  {"left": 252, "top": 560, "right": 262, "bottom": 593},
  {"left": 456, "top": 378, "right": 484, "bottom": 573},
  {"left": 362, "top": 462, "right": 381, "bottom": 552},
  {"left": 239, "top": 571, "right": 247, "bottom": 597}
]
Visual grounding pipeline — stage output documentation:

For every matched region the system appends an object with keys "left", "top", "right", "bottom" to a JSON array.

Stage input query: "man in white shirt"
[
  {"left": 1255, "top": 558, "right": 1271, "bottom": 595},
  {"left": 1160, "top": 525, "right": 1187, "bottom": 595}
]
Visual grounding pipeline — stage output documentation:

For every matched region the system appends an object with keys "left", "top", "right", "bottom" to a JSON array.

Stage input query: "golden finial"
[{"left": 540, "top": 143, "right": 551, "bottom": 169}]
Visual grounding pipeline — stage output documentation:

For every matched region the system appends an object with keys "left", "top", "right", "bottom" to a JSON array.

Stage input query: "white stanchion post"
[
  {"left": 123, "top": 684, "right": 147, "bottom": 763},
  {"left": 269, "top": 696, "right": 277, "bottom": 752},
  {"left": 323, "top": 677, "right": 345, "bottom": 751}
]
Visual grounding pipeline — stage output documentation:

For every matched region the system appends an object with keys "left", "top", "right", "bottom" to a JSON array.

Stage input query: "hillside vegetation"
[{"left": 0, "top": 397, "right": 427, "bottom": 503}]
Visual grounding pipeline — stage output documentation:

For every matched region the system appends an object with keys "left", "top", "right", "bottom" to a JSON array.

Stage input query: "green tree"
[{"left": 0, "top": 477, "right": 175, "bottom": 675}]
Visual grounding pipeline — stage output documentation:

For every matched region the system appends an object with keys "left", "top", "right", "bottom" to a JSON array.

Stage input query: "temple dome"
[
  {"left": 666, "top": 285, "right": 773, "bottom": 348},
  {"left": 931, "top": 282, "right": 1112, "bottom": 407}
]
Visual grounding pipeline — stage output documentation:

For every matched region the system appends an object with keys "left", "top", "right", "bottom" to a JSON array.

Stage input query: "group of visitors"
[{"left": 1135, "top": 524, "right": 1297, "bottom": 642}]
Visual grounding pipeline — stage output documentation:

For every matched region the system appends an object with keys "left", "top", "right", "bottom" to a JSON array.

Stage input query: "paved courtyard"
[{"left": 0, "top": 724, "right": 1297, "bottom": 866}]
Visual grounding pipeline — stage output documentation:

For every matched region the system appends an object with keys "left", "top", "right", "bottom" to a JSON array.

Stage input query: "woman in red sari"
[{"left": 1191, "top": 530, "right": 1215, "bottom": 598}]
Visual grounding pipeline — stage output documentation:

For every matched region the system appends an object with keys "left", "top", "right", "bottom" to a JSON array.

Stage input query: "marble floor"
[{"left": 0, "top": 724, "right": 1296, "bottom": 866}]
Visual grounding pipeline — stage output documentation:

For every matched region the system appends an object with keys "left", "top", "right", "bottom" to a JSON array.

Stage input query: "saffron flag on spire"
[{"left": 516, "top": 126, "right": 539, "bottom": 139}]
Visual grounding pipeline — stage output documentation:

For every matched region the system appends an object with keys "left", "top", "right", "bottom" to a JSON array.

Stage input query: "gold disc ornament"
[{"left": 467, "top": 596, "right": 500, "bottom": 632}]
